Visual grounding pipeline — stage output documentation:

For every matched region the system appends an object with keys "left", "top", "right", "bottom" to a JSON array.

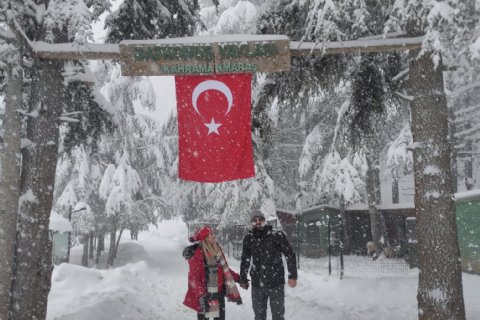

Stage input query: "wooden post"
[{"left": 328, "top": 220, "right": 331, "bottom": 276}]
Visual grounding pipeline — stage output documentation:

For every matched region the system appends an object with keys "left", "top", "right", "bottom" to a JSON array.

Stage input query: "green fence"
[{"left": 189, "top": 219, "right": 415, "bottom": 280}]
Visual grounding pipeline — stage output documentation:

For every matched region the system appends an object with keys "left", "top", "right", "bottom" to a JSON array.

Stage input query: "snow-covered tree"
[
  {"left": 0, "top": 1, "right": 24, "bottom": 315},
  {"left": 3, "top": 0, "right": 112, "bottom": 317},
  {"left": 207, "top": 0, "right": 258, "bottom": 35},
  {"left": 446, "top": 65, "right": 480, "bottom": 191},
  {"left": 105, "top": 0, "right": 201, "bottom": 42},
  {"left": 54, "top": 144, "right": 107, "bottom": 266},
  {"left": 387, "top": 1, "right": 469, "bottom": 318},
  {"left": 386, "top": 122, "right": 413, "bottom": 203},
  {"left": 335, "top": 157, "right": 364, "bottom": 206},
  {"left": 252, "top": 1, "right": 347, "bottom": 211},
  {"left": 98, "top": 150, "right": 157, "bottom": 267}
]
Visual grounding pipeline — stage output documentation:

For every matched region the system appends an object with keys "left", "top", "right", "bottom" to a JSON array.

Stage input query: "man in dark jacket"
[{"left": 239, "top": 209, "right": 297, "bottom": 320}]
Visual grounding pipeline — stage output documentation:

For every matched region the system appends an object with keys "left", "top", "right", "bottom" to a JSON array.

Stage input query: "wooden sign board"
[{"left": 119, "top": 35, "right": 290, "bottom": 76}]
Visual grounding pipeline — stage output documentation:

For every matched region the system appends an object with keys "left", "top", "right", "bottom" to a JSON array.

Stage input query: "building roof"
[
  {"left": 49, "top": 210, "right": 72, "bottom": 233},
  {"left": 277, "top": 188, "right": 480, "bottom": 215},
  {"left": 277, "top": 204, "right": 340, "bottom": 216},
  {"left": 455, "top": 189, "right": 480, "bottom": 202},
  {"left": 346, "top": 203, "right": 415, "bottom": 211}
]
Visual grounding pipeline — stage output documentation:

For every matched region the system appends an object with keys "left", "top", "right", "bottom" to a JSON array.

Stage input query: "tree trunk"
[
  {"left": 82, "top": 233, "right": 89, "bottom": 267},
  {"left": 107, "top": 230, "right": 116, "bottom": 269},
  {"left": 98, "top": 234, "right": 105, "bottom": 252},
  {"left": 339, "top": 195, "right": 351, "bottom": 255},
  {"left": 114, "top": 229, "right": 124, "bottom": 258},
  {"left": 95, "top": 235, "right": 102, "bottom": 265},
  {"left": 373, "top": 159, "right": 382, "bottom": 205},
  {"left": 11, "top": 58, "right": 64, "bottom": 320},
  {"left": 365, "top": 151, "right": 383, "bottom": 258},
  {"left": 392, "top": 176, "right": 399, "bottom": 204},
  {"left": 392, "top": 176, "right": 407, "bottom": 254},
  {"left": 0, "top": 38, "right": 23, "bottom": 319},
  {"left": 448, "top": 99, "right": 458, "bottom": 193},
  {"left": 464, "top": 140, "right": 474, "bottom": 190},
  {"left": 409, "top": 50, "right": 466, "bottom": 320},
  {"left": 89, "top": 231, "right": 94, "bottom": 260}
]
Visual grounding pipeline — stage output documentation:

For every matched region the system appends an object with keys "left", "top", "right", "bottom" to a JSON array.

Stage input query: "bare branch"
[
  {"left": 7, "top": 13, "right": 40, "bottom": 63},
  {"left": 0, "top": 29, "right": 15, "bottom": 42},
  {"left": 392, "top": 68, "right": 409, "bottom": 81},
  {"left": 58, "top": 116, "right": 80, "bottom": 123},
  {"left": 450, "top": 81, "right": 480, "bottom": 98},
  {"left": 395, "top": 92, "right": 414, "bottom": 101},
  {"left": 16, "top": 109, "right": 38, "bottom": 117},
  {"left": 60, "top": 111, "right": 83, "bottom": 117},
  {"left": 141, "top": 196, "right": 171, "bottom": 207}
]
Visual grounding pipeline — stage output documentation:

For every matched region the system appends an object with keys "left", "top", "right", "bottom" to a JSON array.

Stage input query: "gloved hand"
[
  {"left": 199, "top": 295, "right": 209, "bottom": 313},
  {"left": 235, "top": 296, "right": 243, "bottom": 305}
]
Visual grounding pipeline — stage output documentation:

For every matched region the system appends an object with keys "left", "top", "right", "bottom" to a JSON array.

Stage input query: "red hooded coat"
[{"left": 183, "top": 244, "right": 239, "bottom": 312}]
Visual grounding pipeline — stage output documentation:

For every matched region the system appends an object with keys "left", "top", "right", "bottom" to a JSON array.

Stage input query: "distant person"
[
  {"left": 239, "top": 209, "right": 297, "bottom": 320},
  {"left": 130, "top": 229, "right": 138, "bottom": 240},
  {"left": 183, "top": 226, "right": 243, "bottom": 320}
]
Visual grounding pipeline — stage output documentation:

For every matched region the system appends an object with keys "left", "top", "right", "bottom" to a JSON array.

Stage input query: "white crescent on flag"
[{"left": 192, "top": 80, "right": 233, "bottom": 116}]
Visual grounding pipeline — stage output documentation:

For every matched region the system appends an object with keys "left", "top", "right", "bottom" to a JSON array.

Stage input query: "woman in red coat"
[{"left": 183, "top": 226, "right": 243, "bottom": 320}]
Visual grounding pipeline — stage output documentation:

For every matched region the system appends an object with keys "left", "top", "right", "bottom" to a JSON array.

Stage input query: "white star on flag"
[{"left": 205, "top": 118, "right": 222, "bottom": 135}]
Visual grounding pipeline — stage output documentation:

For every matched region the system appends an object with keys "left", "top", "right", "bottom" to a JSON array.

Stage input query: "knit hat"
[
  {"left": 250, "top": 209, "right": 265, "bottom": 220},
  {"left": 189, "top": 226, "right": 212, "bottom": 243}
]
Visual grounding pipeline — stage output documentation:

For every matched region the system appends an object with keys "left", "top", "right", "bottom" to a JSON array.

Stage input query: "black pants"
[
  {"left": 197, "top": 293, "right": 225, "bottom": 320},
  {"left": 252, "top": 285, "right": 285, "bottom": 320}
]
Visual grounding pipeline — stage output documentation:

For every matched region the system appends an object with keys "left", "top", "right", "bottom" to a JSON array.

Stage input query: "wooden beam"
[
  {"left": 290, "top": 36, "right": 425, "bottom": 56},
  {"left": 33, "top": 36, "right": 425, "bottom": 61}
]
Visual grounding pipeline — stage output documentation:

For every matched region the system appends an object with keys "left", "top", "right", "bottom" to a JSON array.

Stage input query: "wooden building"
[
  {"left": 277, "top": 204, "right": 415, "bottom": 258},
  {"left": 455, "top": 189, "right": 480, "bottom": 274},
  {"left": 277, "top": 188, "right": 480, "bottom": 274}
]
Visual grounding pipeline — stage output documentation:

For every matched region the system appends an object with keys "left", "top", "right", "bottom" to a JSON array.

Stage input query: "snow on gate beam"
[
  {"left": 290, "top": 36, "right": 424, "bottom": 56},
  {"left": 34, "top": 42, "right": 122, "bottom": 60},
  {"left": 34, "top": 36, "right": 425, "bottom": 61}
]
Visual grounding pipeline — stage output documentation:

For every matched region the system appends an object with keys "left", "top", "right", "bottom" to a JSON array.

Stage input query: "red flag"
[{"left": 175, "top": 73, "right": 254, "bottom": 182}]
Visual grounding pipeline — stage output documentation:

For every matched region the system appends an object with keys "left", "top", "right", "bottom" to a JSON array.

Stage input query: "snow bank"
[
  {"left": 54, "top": 263, "right": 103, "bottom": 282},
  {"left": 48, "top": 261, "right": 159, "bottom": 320},
  {"left": 47, "top": 218, "right": 480, "bottom": 320}
]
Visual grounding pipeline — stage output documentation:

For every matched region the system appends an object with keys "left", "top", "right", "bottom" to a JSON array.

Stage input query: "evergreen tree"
[
  {"left": 0, "top": 1, "right": 24, "bottom": 316},
  {"left": 387, "top": 1, "right": 469, "bottom": 318},
  {"left": 61, "top": 63, "right": 116, "bottom": 155},
  {"left": 1, "top": 0, "right": 110, "bottom": 316},
  {"left": 105, "top": 0, "right": 201, "bottom": 43},
  {"left": 255, "top": 0, "right": 347, "bottom": 210}
]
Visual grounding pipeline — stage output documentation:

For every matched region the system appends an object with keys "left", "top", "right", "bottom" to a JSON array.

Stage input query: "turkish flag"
[{"left": 175, "top": 74, "right": 255, "bottom": 182}]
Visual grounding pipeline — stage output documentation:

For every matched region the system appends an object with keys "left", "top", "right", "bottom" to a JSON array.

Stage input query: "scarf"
[{"left": 202, "top": 244, "right": 241, "bottom": 318}]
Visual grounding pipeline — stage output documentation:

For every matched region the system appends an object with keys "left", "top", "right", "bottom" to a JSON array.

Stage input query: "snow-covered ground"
[{"left": 47, "top": 219, "right": 480, "bottom": 320}]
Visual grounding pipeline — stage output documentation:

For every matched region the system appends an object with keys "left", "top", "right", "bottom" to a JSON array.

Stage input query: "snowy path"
[
  {"left": 47, "top": 219, "right": 480, "bottom": 320},
  {"left": 133, "top": 221, "right": 256, "bottom": 320}
]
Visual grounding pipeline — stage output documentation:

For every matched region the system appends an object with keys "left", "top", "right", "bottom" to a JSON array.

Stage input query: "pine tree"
[
  {"left": 3, "top": 0, "right": 110, "bottom": 317},
  {"left": 388, "top": 0, "right": 468, "bottom": 318},
  {"left": 255, "top": 0, "right": 347, "bottom": 210},
  {"left": 105, "top": 0, "right": 201, "bottom": 43},
  {"left": 446, "top": 63, "right": 480, "bottom": 191},
  {"left": 0, "top": 1, "right": 24, "bottom": 316},
  {"left": 386, "top": 122, "right": 414, "bottom": 203}
]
